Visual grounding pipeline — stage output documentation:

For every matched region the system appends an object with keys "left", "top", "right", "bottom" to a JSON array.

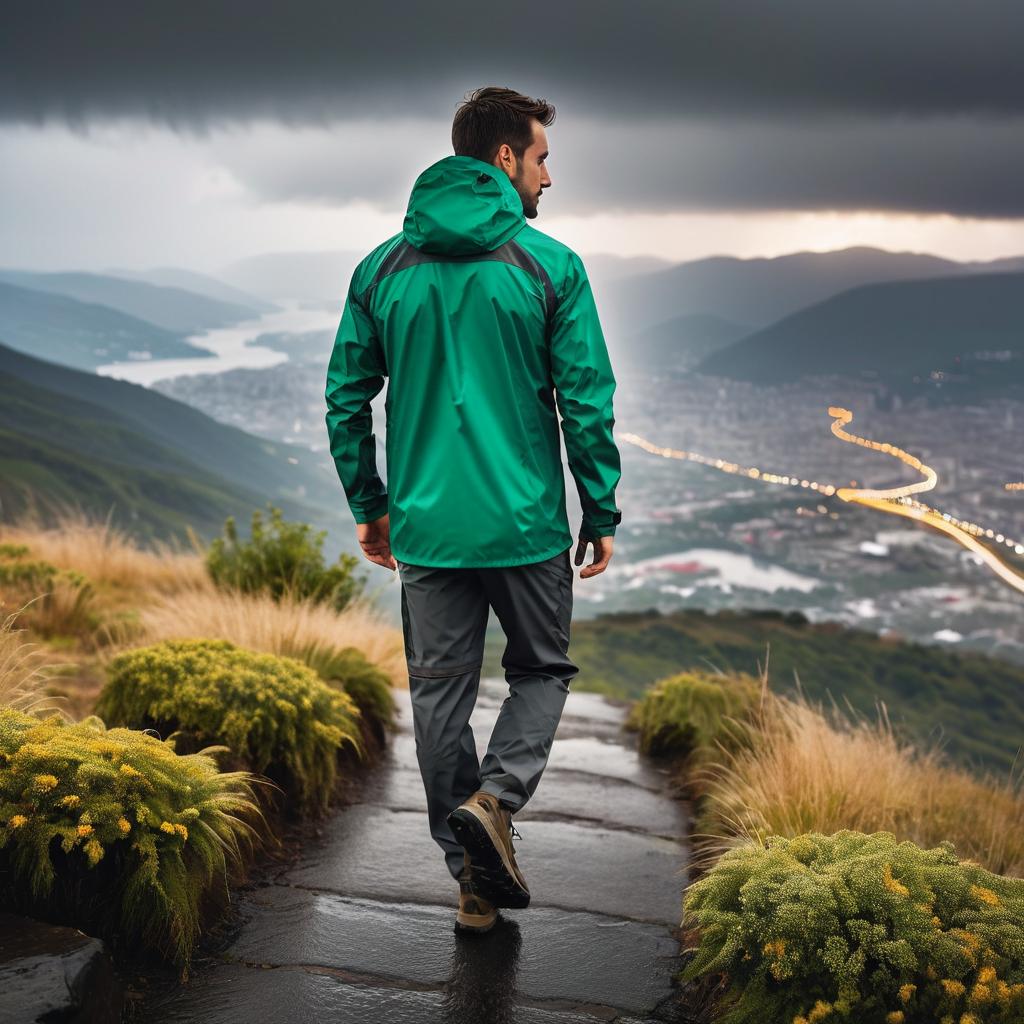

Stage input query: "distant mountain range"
[
  {"left": 694, "top": 270, "right": 1024, "bottom": 390},
  {"left": 0, "top": 338, "right": 346, "bottom": 548},
  {"left": 0, "top": 269, "right": 264, "bottom": 334},
  {"left": 0, "top": 280, "right": 216, "bottom": 372},
  {"left": 603, "top": 246, "right": 1024, "bottom": 343}
]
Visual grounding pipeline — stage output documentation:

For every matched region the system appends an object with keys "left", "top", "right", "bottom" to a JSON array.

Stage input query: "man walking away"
[{"left": 324, "top": 86, "right": 622, "bottom": 934}]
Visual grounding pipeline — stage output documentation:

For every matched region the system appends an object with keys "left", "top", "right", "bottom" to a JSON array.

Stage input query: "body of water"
[
  {"left": 95, "top": 301, "right": 339, "bottom": 386},
  {"left": 613, "top": 547, "right": 823, "bottom": 594}
]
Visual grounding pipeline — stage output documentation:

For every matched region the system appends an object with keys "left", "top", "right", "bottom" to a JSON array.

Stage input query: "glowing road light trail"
[
  {"left": 828, "top": 406, "right": 937, "bottom": 500},
  {"left": 619, "top": 412, "right": 1024, "bottom": 595}
]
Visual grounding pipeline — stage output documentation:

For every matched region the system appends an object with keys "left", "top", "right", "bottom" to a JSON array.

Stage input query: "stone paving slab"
[
  {"left": 145, "top": 675, "right": 696, "bottom": 1022},
  {"left": 356, "top": 763, "right": 690, "bottom": 840},
  {"left": 383, "top": 711, "right": 666, "bottom": 794},
  {"left": 282, "top": 806, "right": 686, "bottom": 924},
  {"left": 0, "top": 912, "right": 122, "bottom": 1024},
  {"left": 151, "top": 962, "right": 658, "bottom": 1024},
  {"left": 220, "top": 885, "right": 682, "bottom": 1015},
  {"left": 544, "top": 736, "right": 667, "bottom": 792}
]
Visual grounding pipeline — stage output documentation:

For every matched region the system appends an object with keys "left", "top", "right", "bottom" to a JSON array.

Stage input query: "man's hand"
[
  {"left": 356, "top": 513, "right": 397, "bottom": 570},
  {"left": 574, "top": 534, "right": 613, "bottom": 579}
]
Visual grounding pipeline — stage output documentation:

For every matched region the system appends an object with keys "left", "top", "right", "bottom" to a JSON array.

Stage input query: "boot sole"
[
  {"left": 454, "top": 907, "right": 498, "bottom": 933},
  {"left": 447, "top": 805, "right": 530, "bottom": 909}
]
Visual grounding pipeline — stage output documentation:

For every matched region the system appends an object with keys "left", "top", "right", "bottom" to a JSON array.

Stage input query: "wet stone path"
[{"left": 150, "top": 679, "right": 696, "bottom": 1023}]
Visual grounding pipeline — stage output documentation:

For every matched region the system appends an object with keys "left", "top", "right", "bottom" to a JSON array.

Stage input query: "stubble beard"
[{"left": 511, "top": 168, "right": 539, "bottom": 219}]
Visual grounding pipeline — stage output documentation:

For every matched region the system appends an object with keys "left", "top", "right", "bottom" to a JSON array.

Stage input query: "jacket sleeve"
[
  {"left": 549, "top": 253, "right": 622, "bottom": 540},
  {"left": 324, "top": 278, "right": 389, "bottom": 524}
]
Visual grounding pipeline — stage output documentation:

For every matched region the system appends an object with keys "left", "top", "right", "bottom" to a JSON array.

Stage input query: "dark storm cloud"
[
  {"left": 4, "top": 1, "right": 1022, "bottom": 125},
  {"left": 4, "top": 2, "right": 1023, "bottom": 218},
  {"left": 216, "top": 115, "right": 1024, "bottom": 219}
]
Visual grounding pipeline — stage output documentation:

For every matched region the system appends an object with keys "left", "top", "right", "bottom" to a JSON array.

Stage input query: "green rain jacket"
[{"left": 324, "top": 154, "right": 622, "bottom": 568}]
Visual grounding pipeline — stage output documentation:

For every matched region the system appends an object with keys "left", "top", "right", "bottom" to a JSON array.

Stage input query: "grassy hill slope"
[
  {"left": 485, "top": 607, "right": 1024, "bottom": 777},
  {"left": 0, "top": 370, "right": 333, "bottom": 544},
  {"left": 0, "top": 338, "right": 339, "bottom": 514},
  {"left": 0, "top": 339, "right": 349, "bottom": 545}
]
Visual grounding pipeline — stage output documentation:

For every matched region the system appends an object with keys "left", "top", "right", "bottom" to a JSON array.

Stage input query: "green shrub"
[
  {"left": 0, "top": 707, "right": 261, "bottom": 967},
  {"left": 295, "top": 642, "right": 398, "bottom": 732},
  {"left": 205, "top": 503, "right": 368, "bottom": 612},
  {"left": 625, "top": 670, "right": 766, "bottom": 762},
  {"left": 681, "top": 830, "right": 1024, "bottom": 1024},
  {"left": 96, "top": 639, "right": 364, "bottom": 816}
]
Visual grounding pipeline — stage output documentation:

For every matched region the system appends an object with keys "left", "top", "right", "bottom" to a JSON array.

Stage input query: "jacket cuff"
[
  {"left": 581, "top": 508, "right": 621, "bottom": 540},
  {"left": 351, "top": 494, "right": 389, "bottom": 524}
]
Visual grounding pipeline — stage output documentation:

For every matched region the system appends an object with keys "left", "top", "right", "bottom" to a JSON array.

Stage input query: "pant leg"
[
  {"left": 475, "top": 546, "right": 579, "bottom": 813},
  {"left": 397, "top": 560, "right": 490, "bottom": 881}
]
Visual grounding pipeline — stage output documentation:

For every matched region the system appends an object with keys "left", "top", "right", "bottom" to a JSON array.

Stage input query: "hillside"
[
  {"left": 694, "top": 270, "right": 1024, "bottom": 387},
  {"left": 0, "top": 339, "right": 344, "bottom": 546},
  {"left": 0, "top": 375, "right": 277, "bottom": 542},
  {"left": 601, "top": 245, "right": 971, "bottom": 338},
  {"left": 0, "top": 280, "right": 214, "bottom": 371},
  {"left": 484, "top": 607, "right": 1024, "bottom": 778},
  {"left": 0, "top": 269, "right": 261, "bottom": 333}
]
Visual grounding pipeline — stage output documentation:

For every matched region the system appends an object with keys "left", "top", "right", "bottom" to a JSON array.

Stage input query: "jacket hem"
[{"left": 392, "top": 536, "right": 572, "bottom": 569}]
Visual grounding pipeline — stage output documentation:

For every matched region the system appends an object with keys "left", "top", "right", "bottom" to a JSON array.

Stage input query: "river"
[{"left": 94, "top": 300, "right": 340, "bottom": 386}]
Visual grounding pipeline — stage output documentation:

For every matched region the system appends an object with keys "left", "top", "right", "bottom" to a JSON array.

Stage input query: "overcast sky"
[{"left": 3, "top": 1, "right": 1023, "bottom": 273}]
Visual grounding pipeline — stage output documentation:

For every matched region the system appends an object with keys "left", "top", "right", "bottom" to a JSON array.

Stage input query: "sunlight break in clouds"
[{"left": 2, "top": 119, "right": 1024, "bottom": 273}]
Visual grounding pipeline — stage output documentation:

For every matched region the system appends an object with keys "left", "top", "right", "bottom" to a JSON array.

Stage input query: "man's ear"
[{"left": 495, "top": 143, "right": 515, "bottom": 177}]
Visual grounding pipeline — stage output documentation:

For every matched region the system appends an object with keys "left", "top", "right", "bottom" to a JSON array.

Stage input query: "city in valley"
[{"left": 149, "top": 318, "right": 1024, "bottom": 668}]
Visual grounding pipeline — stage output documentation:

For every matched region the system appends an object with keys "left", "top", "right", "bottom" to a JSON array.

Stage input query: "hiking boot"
[
  {"left": 446, "top": 790, "right": 530, "bottom": 909},
  {"left": 454, "top": 851, "right": 498, "bottom": 933}
]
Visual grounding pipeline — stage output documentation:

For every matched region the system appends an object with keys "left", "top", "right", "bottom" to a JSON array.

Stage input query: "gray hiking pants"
[{"left": 397, "top": 546, "right": 579, "bottom": 881}]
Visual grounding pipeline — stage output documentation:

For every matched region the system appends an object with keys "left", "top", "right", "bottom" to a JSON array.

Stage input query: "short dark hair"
[{"left": 451, "top": 86, "right": 556, "bottom": 164}]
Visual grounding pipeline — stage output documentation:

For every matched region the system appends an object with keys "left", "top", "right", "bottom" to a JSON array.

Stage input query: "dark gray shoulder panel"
[{"left": 360, "top": 238, "right": 559, "bottom": 324}]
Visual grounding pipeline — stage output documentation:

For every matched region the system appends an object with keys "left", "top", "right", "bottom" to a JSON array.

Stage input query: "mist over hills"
[
  {"left": 0, "top": 280, "right": 215, "bottom": 372},
  {"left": 0, "top": 269, "right": 264, "bottom": 334},
  {"left": 610, "top": 312, "right": 754, "bottom": 373},
  {"left": 217, "top": 250, "right": 368, "bottom": 305}
]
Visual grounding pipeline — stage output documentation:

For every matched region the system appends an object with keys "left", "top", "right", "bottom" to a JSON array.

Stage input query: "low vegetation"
[
  {"left": 0, "top": 707, "right": 261, "bottom": 967},
  {"left": 96, "top": 638, "right": 365, "bottom": 816},
  {"left": 626, "top": 669, "right": 764, "bottom": 763},
  {"left": 206, "top": 503, "right": 368, "bottom": 612},
  {"left": 0, "top": 506, "right": 404, "bottom": 971},
  {"left": 683, "top": 830, "right": 1024, "bottom": 1024},
  {"left": 627, "top": 668, "right": 1024, "bottom": 1022},
  {"left": 550, "top": 606, "right": 1024, "bottom": 775}
]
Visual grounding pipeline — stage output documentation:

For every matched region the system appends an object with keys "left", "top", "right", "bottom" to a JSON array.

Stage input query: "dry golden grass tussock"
[
  {"left": 698, "top": 686, "right": 1024, "bottom": 877},
  {"left": 0, "top": 507, "right": 209, "bottom": 595},
  {"left": 111, "top": 584, "right": 408, "bottom": 689},
  {"left": 0, "top": 606, "right": 70, "bottom": 717}
]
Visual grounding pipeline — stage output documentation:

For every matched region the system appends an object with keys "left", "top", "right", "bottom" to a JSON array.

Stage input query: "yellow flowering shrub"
[
  {"left": 681, "top": 830, "right": 1024, "bottom": 1023},
  {"left": 0, "top": 707, "right": 261, "bottom": 966},
  {"left": 97, "top": 638, "right": 364, "bottom": 816}
]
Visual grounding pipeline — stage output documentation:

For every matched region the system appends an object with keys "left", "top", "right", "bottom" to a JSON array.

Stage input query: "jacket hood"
[{"left": 403, "top": 155, "right": 526, "bottom": 256}]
